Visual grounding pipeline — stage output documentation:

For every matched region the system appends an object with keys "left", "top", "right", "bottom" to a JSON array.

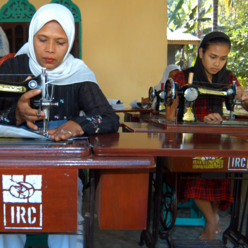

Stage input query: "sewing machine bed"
[
  {"left": 177, "top": 120, "right": 248, "bottom": 126},
  {"left": 0, "top": 138, "right": 73, "bottom": 145},
  {"left": 164, "top": 121, "right": 248, "bottom": 138}
]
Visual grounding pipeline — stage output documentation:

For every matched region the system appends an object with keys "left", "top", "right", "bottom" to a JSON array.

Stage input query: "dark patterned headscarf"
[
  {"left": 184, "top": 31, "right": 231, "bottom": 115},
  {"left": 194, "top": 31, "right": 231, "bottom": 88}
]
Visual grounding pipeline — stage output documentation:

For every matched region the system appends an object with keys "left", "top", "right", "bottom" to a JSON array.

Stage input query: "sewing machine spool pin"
[{"left": 33, "top": 68, "right": 59, "bottom": 137}]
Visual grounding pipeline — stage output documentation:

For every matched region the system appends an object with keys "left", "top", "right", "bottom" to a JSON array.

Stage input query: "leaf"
[
  {"left": 197, "top": 18, "right": 212, "bottom": 22},
  {"left": 189, "top": 6, "right": 197, "bottom": 20},
  {"left": 168, "top": 0, "right": 184, "bottom": 26}
]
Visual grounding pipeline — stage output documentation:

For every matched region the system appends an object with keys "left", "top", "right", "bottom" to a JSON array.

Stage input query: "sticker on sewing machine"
[
  {"left": 192, "top": 157, "right": 224, "bottom": 169},
  {"left": 2, "top": 175, "right": 43, "bottom": 230},
  {"left": 228, "top": 157, "right": 248, "bottom": 170}
]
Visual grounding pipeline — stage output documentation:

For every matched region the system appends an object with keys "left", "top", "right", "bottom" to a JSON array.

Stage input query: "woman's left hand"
[{"left": 47, "top": 120, "right": 84, "bottom": 141}]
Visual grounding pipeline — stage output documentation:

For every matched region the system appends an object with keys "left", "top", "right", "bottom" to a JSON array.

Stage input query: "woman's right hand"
[
  {"left": 15, "top": 77, "right": 45, "bottom": 129},
  {"left": 203, "top": 113, "right": 222, "bottom": 123}
]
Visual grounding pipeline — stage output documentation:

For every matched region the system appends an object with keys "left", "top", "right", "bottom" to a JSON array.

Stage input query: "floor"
[
  {"left": 85, "top": 188, "right": 235, "bottom": 248},
  {"left": 32, "top": 188, "right": 236, "bottom": 248}
]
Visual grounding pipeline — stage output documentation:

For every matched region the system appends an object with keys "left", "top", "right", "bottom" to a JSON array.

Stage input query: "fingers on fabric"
[{"left": 48, "top": 120, "right": 84, "bottom": 141}]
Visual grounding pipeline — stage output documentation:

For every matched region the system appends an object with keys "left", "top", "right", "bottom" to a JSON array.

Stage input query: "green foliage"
[
  {"left": 168, "top": 0, "right": 214, "bottom": 68},
  {"left": 218, "top": 1, "right": 248, "bottom": 87},
  {"left": 168, "top": 0, "right": 184, "bottom": 26}
]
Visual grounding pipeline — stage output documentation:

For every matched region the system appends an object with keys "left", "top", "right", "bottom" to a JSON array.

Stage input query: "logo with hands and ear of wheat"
[{"left": 2, "top": 175, "right": 43, "bottom": 230}]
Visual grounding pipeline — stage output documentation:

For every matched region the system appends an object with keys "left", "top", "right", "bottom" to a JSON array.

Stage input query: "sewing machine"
[
  {"left": 148, "top": 86, "right": 166, "bottom": 111},
  {"left": 163, "top": 78, "right": 243, "bottom": 122},
  {"left": 0, "top": 68, "right": 59, "bottom": 136}
]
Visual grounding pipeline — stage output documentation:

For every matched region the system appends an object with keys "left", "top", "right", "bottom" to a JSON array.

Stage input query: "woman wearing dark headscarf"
[
  {"left": 172, "top": 31, "right": 248, "bottom": 122},
  {"left": 170, "top": 31, "right": 248, "bottom": 240}
]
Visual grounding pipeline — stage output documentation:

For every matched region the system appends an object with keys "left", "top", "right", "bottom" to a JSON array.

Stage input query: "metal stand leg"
[
  {"left": 223, "top": 173, "right": 248, "bottom": 247},
  {"left": 85, "top": 169, "right": 95, "bottom": 248},
  {"left": 139, "top": 172, "right": 154, "bottom": 247},
  {"left": 139, "top": 157, "right": 164, "bottom": 248}
]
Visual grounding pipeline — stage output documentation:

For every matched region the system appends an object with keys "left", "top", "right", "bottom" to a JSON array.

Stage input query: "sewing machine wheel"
[
  {"left": 148, "top": 86, "right": 156, "bottom": 102},
  {"left": 160, "top": 172, "right": 177, "bottom": 233},
  {"left": 164, "top": 78, "right": 176, "bottom": 106}
]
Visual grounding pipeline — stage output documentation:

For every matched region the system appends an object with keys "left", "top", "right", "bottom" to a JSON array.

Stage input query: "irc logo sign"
[
  {"left": 228, "top": 157, "right": 248, "bottom": 171},
  {"left": 2, "top": 175, "right": 42, "bottom": 230}
]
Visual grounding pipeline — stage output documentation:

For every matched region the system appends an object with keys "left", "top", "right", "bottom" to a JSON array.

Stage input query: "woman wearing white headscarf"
[
  {"left": 0, "top": 3, "right": 119, "bottom": 248},
  {"left": 153, "top": 64, "right": 180, "bottom": 91},
  {"left": 0, "top": 3, "right": 119, "bottom": 139}
]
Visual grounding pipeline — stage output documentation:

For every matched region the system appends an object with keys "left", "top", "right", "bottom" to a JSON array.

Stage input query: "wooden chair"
[{"left": 0, "top": 53, "right": 16, "bottom": 66}]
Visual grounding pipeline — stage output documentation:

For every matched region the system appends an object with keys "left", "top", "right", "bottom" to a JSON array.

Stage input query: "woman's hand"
[
  {"left": 48, "top": 120, "right": 84, "bottom": 141},
  {"left": 15, "top": 77, "right": 45, "bottom": 129},
  {"left": 203, "top": 113, "right": 222, "bottom": 123},
  {"left": 241, "top": 91, "right": 248, "bottom": 110}
]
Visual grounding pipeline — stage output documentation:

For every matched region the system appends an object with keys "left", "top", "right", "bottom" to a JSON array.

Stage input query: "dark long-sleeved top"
[{"left": 0, "top": 54, "right": 120, "bottom": 135}]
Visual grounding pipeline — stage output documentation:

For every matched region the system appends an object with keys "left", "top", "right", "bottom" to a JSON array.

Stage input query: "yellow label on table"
[{"left": 192, "top": 157, "right": 224, "bottom": 169}]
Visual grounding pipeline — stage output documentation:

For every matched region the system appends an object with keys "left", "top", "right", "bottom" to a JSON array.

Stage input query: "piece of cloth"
[
  {"left": 0, "top": 27, "right": 10, "bottom": 57},
  {"left": 0, "top": 178, "right": 84, "bottom": 248},
  {"left": 178, "top": 174, "right": 234, "bottom": 211},
  {"left": 0, "top": 54, "right": 119, "bottom": 135},
  {"left": 172, "top": 70, "right": 240, "bottom": 122},
  {"left": 15, "top": 3, "right": 97, "bottom": 86}
]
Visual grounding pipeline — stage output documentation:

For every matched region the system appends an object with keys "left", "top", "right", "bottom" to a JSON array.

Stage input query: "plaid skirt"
[{"left": 178, "top": 175, "right": 233, "bottom": 211}]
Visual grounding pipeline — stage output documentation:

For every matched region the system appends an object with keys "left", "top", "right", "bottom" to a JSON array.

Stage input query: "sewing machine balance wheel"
[
  {"left": 164, "top": 78, "right": 176, "bottom": 106},
  {"left": 148, "top": 86, "right": 156, "bottom": 102}
]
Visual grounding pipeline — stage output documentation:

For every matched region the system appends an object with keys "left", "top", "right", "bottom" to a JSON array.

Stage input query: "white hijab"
[
  {"left": 153, "top": 64, "right": 180, "bottom": 91},
  {"left": 159, "top": 64, "right": 180, "bottom": 84},
  {"left": 16, "top": 3, "right": 97, "bottom": 86}
]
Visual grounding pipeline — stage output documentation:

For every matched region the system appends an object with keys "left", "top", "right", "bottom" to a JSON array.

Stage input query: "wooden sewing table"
[
  {"left": 0, "top": 138, "right": 155, "bottom": 248},
  {"left": 92, "top": 116, "right": 248, "bottom": 248}
]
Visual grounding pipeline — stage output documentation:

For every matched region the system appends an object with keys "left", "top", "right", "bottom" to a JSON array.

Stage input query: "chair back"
[{"left": 0, "top": 53, "right": 16, "bottom": 66}]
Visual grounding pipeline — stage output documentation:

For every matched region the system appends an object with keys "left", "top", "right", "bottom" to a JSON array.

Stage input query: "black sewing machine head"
[
  {"left": 0, "top": 74, "right": 42, "bottom": 98},
  {"left": 0, "top": 68, "right": 58, "bottom": 136},
  {"left": 148, "top": 85, "right": 166, "bottom": 111},
  {"left": 164, "top": 78, "right": 242, "bottom": 122}
]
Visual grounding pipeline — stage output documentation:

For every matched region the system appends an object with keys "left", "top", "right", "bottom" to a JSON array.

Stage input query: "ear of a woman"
[{"left": 199, "top": 47, "right": 204, "bottom": 59}]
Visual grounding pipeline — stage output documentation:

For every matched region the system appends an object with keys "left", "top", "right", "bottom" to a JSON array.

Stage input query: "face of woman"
[
  {"left": 33, "top": 21, "right": 69, "bottom": 69},
  {"left": 168, "top": 69, "right": 179, "bottom": 78},
  {"left": 199, "top": 43, "right": 230, "bottom": 81}
]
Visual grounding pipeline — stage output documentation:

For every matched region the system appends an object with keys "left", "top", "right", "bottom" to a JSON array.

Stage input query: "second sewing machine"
[{"left": 149, "top": 76, "right": 244, "bottom": 123}]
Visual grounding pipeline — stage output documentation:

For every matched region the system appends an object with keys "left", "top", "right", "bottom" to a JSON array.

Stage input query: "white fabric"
[
  {"left": 16, "top": 3, "right": 97, "bottom": 86},
  {"left": 0, "top": 177, "right": 84, "bottom": 248},
  {"left": 0, "top": 234, "right": 26, "bottom": 248},
  {"left": 0, "top": 27, "right": 10, "bottom": 57}
]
